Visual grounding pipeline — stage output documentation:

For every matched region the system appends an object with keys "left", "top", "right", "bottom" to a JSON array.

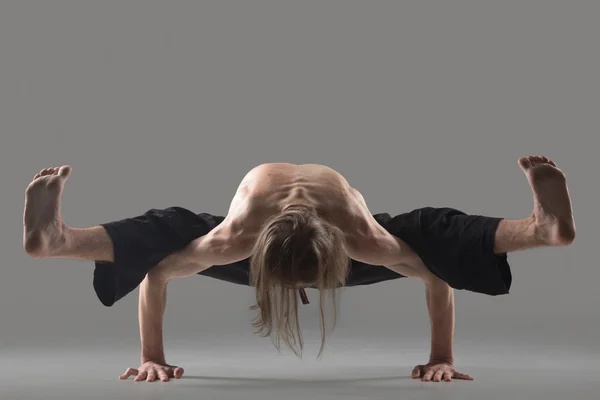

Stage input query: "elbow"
[
  {"left": 424, "top": 274, "right": 453, "bottom": 294},
  {"left": 146, "top": 266, "right": 171, "bottom": 285}
]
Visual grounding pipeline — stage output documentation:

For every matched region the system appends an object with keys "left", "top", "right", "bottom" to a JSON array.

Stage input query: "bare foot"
[
  {"left": 23, "top": 166, "right": 72, "bottom": 258},
  {"left": 518, "top": 156, "right": 576, "bottom": 246}
]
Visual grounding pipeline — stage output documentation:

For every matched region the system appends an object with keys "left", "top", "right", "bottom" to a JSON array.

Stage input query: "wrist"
[
  {"left": 141, "top": 354, "right": 166, "bottom": 365},
  {"left": 429, "top": 357, "right": 454, "bottom": 365},
  {"left": 141, "top": 347, "right": 166, "bottom": 365}
]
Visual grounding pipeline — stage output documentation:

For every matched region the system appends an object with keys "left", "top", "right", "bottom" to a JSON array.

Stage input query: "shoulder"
[
  {"left": 242, "top": 162, "right": 295, "bottom": 177},
  {"left": 349, "top": 187, "right": 366, "bottom": 203}
]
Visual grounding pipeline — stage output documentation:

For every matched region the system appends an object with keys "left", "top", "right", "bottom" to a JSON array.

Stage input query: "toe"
[
  {"left": 40, "top": 169, "right": 49, "bottom": 176},
  {"left": 58, "top": 165, "right": 72, "bottom": 178},
  {"left": 548, "top": 159, "right": 557, "bottom": 167},
  {"left": 34, "top": 173, "right": 41, "bottom": 180},
  {"left": 541, "top": 156, "right": 549, "bottom": 163},
  {"left": 518, "top": 157, "right": 532, "bottom": 170}
]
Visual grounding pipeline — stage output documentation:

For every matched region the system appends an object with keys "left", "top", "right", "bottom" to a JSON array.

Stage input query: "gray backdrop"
[{"left": 0, "top": 1, "right": 598, "bottom": 399}]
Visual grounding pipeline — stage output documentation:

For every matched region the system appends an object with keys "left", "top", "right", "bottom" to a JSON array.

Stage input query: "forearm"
[
  {"left": 425, "top": 278, "right": 455, "bottom": 364},
  {"left": 138, "top": 275, "right": 168, "bottom": 364},
  {"left": 136, "top": 246, "right": 215, "bottom": 366},
  {"left": 134, "top": 221, "right": 252, "bottom": 364},
  {"left": 135, "top": 237, "right": 223, "bottom": 363}
]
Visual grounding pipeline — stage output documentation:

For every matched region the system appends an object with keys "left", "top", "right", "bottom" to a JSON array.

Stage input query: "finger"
[
  {"left": 120, "top": 368, "right": 138, "bottom": 378},
  {"left": 433, "top": 370, "right": 445, "bottom": 382},
  {"left": 422, "top": 370, "right": 435, "bottom": 382},
  {"left": 443, "top": 371, "right": 452, "bottom": 382},
  {"left": 119, "top": 368, "right": 139, "bottom": 380},
  {"left": 454, "top": 372, "right": 474, "bottom": 381},
  {"left": 174, "top": 367, "right": 184, "bottom": 379},
  {"left": 146, "top": 370, "right": 157, "bottom": 382},
  {"left": 411, "top": 366, "right": 423, "bottom": 379},
  {"left": 157, "top": 369, "right": 170, "bottom": 382},
  {"left": 134, "top": 371, "right": 148, "bottom": 382}
]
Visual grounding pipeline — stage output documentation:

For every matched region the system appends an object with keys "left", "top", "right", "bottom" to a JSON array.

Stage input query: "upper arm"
[
  {"left": 342, "top": 211, "right": 396, "bottom": 264},
  {"left": 345, "top": 224, "right": 403, "bottom": 266},
  {"left": 194, "top": 186, "right": 269, "bottom": 266},
  {"left": 194, "top": 216, "right": 256, "bottom": 266},
  {"left": 152, "top": 218, "right": 255, "bottom": 281},
  {"left": 343, "top": 189, "right": 401, "bottom": 265}
]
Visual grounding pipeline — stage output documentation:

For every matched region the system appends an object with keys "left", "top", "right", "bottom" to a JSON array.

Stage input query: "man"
[{"left": 23, "top": 156, "right": 575, "bottom": 383}]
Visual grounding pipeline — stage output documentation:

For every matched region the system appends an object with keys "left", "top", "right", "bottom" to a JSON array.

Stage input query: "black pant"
[{"left": 93, "top": 207, "right": 511, "bottom": 307}]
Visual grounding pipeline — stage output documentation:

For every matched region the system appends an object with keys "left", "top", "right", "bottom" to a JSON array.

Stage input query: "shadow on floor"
[{"left": 178, "top": 374, "right": 414, "bottom": 389}]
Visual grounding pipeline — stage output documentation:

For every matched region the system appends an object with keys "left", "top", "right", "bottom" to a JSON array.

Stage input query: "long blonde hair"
[{"left": 249, "top": 205, "right": 349, "bottom": 358}]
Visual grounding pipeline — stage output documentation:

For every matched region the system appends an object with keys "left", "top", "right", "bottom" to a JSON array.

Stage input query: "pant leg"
[
  {"left": 384, "top": 207, "right": 511, "bottom": 295},
  {"left": 346, "top": 207, "right": 512, "bottom": 295},
  {"left": 94, "top": 207, "right": 226, "bottom": 306},
  {"left": 93, "top": 207, "right": 399, "bottom": 306},
  {"left": 94, "top": 206, "right": 512, "bottom": 307}
]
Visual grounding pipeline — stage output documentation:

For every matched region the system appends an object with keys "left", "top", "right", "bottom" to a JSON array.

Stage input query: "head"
[{"left": 249, "top": 204, "right": 350, "bottom": 358}]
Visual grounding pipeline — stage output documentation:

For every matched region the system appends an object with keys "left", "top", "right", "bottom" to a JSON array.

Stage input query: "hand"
[
  {"left": 411, "top": 361, "right": 474, "bottom": 382},
  {"left": 119, "top": 361, "right": 184, "bottom": 382}
]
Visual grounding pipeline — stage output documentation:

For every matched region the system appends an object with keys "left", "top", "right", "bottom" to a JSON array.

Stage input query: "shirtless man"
[{"left": 22, "top": 156, "right": 575, "bottom": 383}]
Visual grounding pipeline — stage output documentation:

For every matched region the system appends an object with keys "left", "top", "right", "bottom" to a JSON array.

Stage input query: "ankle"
[
  {"left": 529, "top": 214, "right": 572, "bottom": 246},
  {"left": 524, "top": 215, "right": 549, "bottom": 246},
  {"left": 49, "top": 224, "right": 73, "bottom": 257},
  {"left": 534, "top": 217, "right": 576, "bottom": 246}
]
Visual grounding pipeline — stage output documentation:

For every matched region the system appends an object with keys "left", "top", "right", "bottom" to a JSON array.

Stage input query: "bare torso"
[
  {"left": 223, "top": 163, "right": 427, "bottom": 278},
  {"left": 227, "top": 163, "right": 373, "bottom": 232}
]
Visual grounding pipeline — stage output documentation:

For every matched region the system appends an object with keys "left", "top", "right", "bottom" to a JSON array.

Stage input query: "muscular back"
[
  {"left": 215, "top": 163, "right": 414, "bottom": 268},
  {"left": 153, "top": 162, "right": 424, "bottom": 285},
  {"left": 227, "top": 163, "right": 370, "bottom": 234},
  {"left": 172, "top": 162, "right": 423, "bottom": 281}
]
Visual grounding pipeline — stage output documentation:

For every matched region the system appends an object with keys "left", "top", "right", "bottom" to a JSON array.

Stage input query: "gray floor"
[{"left": 2, "top": 338, "right": 598, "bottom": 400}]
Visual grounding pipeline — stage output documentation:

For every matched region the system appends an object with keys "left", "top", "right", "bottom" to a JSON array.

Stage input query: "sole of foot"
[
  {"left": 518, "top": 155, "right": 575, "bottom": 246},
  {"left": 23, "top": 165, "right": 72, "bottom": 258}
]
